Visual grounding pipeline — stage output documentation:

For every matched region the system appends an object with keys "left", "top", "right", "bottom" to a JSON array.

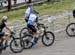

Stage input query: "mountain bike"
[
  {"left": 20, "top": 23, "right": 55, "bottom": 49},
  {"left": 0, "top": 26, "right": 24, "bottom": 54}
]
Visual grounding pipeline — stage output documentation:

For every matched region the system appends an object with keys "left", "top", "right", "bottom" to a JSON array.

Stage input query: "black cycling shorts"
[
  {"left": 0, "top": 32, "right": 5, "bottom": 38},
  {"left": 25, "top": 19, "right": 28, "bottom": 22},
  {"left": 73, "top": 9, "right": 75, "bottom": 18},
  {"left": 25, "top": 16, "right": 29, "bottom": 22},
  {"left": 27, "top": 24, "right": 37, "bottom": 33}
]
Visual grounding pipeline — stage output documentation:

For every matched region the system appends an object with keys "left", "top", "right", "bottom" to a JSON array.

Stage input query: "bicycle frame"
[
  {"left": 36, "top": 23, "right": 48, "bottom": 39},
  {"left": 11, "top": 32, "right": 17, "bottom": 40},
  {"left": 24, "top": 23, "right": 48, "bottom": 40}
]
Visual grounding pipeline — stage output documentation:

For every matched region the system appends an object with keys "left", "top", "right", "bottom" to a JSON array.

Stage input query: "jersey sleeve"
[
  {"left": 35, "top": 17, "right": 38, "bottom": 23},
  {"left": 3, "top": 23, "right": 6, "bottom": 27}
]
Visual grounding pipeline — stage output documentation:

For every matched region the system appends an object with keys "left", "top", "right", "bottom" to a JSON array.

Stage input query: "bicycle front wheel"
[
  {"left": 10, "top": 38, "right": 24, "bottom": 53},
  {"left": 19, "top": 27, "right": 29, "bottom": 38},
  {"left": 21, "top": 35, "right": 33, "bottom": 49},
  {"left": 66, "top": 23, "right": 75, "bottom": 37},
  {"left": 42, "top": 31, "right": 55, "bottom": 46}
]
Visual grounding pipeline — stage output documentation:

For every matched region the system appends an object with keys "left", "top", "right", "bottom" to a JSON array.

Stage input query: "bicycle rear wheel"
[
  {"left": 42, "top": 31, "right": 55, "bottom": 46},
  {"left": 66, "top": 23, "right": 75, "bottom": 37},
  {"left": 21, "top": 35, "right": 33, "bottom": 49},
  {"left": 10, "top": 38, "right": 24, "bottom": 53}
]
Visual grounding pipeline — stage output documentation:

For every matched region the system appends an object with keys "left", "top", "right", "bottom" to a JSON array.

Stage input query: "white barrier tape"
[{"left": 54, "top": 28, "right": 65, "bottom": 33}]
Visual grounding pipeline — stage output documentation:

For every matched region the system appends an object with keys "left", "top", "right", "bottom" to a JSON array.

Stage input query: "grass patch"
[{"left": 0, "top": 0, "right": 73, "bottom": 21}]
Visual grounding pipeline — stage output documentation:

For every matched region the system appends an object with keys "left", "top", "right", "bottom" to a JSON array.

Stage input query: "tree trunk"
[
  {"left": 28, "top": 0, "right": 32, "bottom": 3},
  {"left": 8, "top": 0, "right": 11, "bottom": 11}
]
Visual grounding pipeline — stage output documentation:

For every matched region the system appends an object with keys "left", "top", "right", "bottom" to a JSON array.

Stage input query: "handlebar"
[{"left": 37, "top": 23, "right": 48, "bottom": 29}]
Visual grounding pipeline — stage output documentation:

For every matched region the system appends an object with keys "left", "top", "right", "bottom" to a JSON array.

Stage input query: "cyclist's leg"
[
  {"left": 29, "top": 25, "right": 39, "bottom": 43},
  {"left": 0, "top": 38, "right": 4, "bottom": 46},
  {"left": 0, "top": 32, "right": 5, "bottom": 46},
  {"left": 3, "top": 32, "right": 11, "bottom": 46}
]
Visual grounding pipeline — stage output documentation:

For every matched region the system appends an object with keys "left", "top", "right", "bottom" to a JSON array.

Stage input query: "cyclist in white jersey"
[
  {"left": 25, "top": 3, "right": 32, "bottom": 22},
  {"left": 27, "top": 10, "right": 39, "bottom": 46}
]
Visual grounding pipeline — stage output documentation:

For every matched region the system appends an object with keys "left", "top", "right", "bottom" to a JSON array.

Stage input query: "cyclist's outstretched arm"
[{"left": 5, "top": 26, "right": 12, "bottom": 32}]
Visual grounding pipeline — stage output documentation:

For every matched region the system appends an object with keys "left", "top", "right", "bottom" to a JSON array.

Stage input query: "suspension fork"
[
  {"left": 43, "top": 27, "right": 49, "bottom": 39},
  {"left": 43, "top": 26, "right": 47, "bottom": 36},
  {"left": 12, "top": 35, "right": 18, "bottom": 46}
]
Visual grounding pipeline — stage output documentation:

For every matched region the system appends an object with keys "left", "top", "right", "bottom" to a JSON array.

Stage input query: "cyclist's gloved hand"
[
  {"left": 35, "top": 17, "right": 38, "bottom": 23},
  {"left": 11, "top": 31, "right": 15, "bottom": 34}
]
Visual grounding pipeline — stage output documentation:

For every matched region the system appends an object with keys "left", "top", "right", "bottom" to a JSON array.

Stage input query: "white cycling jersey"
[
  {"left": 27, "top": 14, "right": 37, "bottom": 25},
  {"left": 25, "top": 7, "right": 32, "bottom": 18}
]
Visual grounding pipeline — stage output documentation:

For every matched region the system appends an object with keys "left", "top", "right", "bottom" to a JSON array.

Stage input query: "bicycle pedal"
[
  {"left": 0, "top": 46, "right": 5, "bottom": 50},
  {"left": 46, "top": 37, "right": 49, "bottom": 39}
]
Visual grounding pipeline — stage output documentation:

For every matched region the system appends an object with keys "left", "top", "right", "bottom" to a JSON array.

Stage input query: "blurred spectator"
[
  {"left": 13, "top": 0, "right": 17, "bottom": 6},
  {"left": 0, "top": 0, "right": 7, "bottom": 9},
  {"left": 0, "top": 2, "right": 3, "bottom": 8}
]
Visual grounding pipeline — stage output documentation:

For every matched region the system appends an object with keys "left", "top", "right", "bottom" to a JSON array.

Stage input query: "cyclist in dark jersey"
[
  {"left": 73, "top": 9, "right": 75, "bottom": 18},
  {"left": 0, "top": 16, "right": 12, "bottom": 48},
  {"left": 72, "top": 2, "right": 75, "bottom": 18}
]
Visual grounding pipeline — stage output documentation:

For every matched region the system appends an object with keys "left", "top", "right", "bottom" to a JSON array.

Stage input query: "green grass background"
[{"left": 0, "top": 0, "right": 74, "bottom": 21}]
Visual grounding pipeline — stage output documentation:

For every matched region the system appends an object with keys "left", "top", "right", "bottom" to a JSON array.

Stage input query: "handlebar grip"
[{"left": 11, "top": 32, "right": 15, "bottom": 34}]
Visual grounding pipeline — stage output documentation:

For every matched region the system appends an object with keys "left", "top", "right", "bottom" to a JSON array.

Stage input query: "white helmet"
[{"left": 2, "top": 16, "right": 8, "bottom": 21}]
